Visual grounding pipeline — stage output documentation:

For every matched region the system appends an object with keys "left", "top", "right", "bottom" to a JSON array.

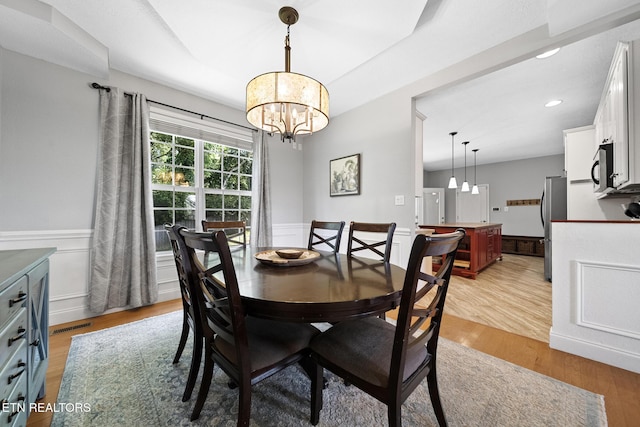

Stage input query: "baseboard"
[{"left": 549, "top": 328, "right": 640, "bottom": 374}]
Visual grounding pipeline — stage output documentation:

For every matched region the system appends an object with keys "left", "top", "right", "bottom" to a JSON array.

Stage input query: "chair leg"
[
  {"left": 388, "top": 401, "right": 402, "bottom": 427},
  {"left": 310, "top": 363, "right": 323, "bottom": 425},
  {"left": 237, "top": 380, "right": 252, "bottom": 427},
  {"left": 182, "top": 333, "right": 202, "bottom": 401},
  {"left": 427, "top": 367, "right": 447, "bottom": 427},
  {"left": 190, "top": 349, "right": 214, "bottom": 421},
  {"left": 173, "top": 314, "right": 189, "bottom": 364}
]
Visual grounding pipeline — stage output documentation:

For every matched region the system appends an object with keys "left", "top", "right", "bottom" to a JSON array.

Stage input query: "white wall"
[
  {"left": 551, "top": 221, "right": 640, "bottom": 373},
  {"left": 425, "top": 154, "right": 565, "bottom": 236},
  {"left": 0, "top": 48, "right": 304, "bottom": 324}
]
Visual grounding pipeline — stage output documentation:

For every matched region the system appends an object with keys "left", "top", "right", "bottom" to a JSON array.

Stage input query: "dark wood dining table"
[{"left": 215, "top": 247, "right": 407, "bottom": 323}]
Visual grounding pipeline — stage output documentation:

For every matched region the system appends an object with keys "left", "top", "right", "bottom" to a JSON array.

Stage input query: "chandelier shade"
[
  {"left": 246, "top": 6, "right": 329, "bottom": 142},
  {"left": 246, "top": 71, "right": 329, "bottom": 140}
]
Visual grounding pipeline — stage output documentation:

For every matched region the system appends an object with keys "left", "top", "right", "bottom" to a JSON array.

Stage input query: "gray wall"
[
  {"left": 302, "top": 92, "right": 416, "bottom": 230},
  {"left": 425, "top": 154, "right": 565, "bottom": 236},
  {"left": 0, "top": 48, "right": 302, "bottom": 232}
]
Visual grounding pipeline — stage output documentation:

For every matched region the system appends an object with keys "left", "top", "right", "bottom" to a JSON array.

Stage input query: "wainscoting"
[{"left": 0, "top": 224, "right": 413, "bottom": 326}]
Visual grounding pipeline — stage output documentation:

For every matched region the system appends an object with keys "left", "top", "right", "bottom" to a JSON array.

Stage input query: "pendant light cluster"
[{"left": 447, "top": 131, "right": 480, "bottom": 194}]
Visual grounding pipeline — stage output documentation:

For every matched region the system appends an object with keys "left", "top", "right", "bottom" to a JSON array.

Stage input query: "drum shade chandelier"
[{"left": 246, "top": 7, "right": 329, "bottom": 142}]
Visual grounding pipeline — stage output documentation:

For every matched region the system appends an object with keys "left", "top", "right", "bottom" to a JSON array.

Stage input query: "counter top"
[
  {"left": 553, "top": 220, "right": 640, "bottom": 224},
  {"left": 0, "top": 248, "right": 56, "bottom": 289},
  {"left": 419, "top": 222, "right": 502, "bottom": 229}
]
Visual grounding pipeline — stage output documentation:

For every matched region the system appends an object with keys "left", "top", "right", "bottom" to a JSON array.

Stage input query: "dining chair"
[
  {"left": 201, "top": 220, "right": 247, "bottom": 247},
  {"left": 180, "top": 229, "right": 321, "bottom": 424},
  {"left": 307, "top": 220, "right": 345, "bottom": 253},
  {"left": 164, "top": 224, "right": 203, "bottom": 402},
  {"left": 347, "top": 221, "right": 397, "bottom": 262},
  {"left": 309, "top": 229, "right": 465, "bottom": 427}
]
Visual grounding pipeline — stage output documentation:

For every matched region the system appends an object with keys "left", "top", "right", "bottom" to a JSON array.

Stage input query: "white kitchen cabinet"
[{"left": 594, "top": 42, "right": 629, "bottom": 188}]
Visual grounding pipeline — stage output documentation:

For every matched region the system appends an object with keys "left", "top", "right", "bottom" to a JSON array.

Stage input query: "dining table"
[{"left": 212, "top": 246, "right": 407, "bottom": 323}]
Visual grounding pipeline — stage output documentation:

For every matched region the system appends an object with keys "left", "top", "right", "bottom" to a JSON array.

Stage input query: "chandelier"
[{"left": 246, "top": 7, "right": 329, "bottom": 142}]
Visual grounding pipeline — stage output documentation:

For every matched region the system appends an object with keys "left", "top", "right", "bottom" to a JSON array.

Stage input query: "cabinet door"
[
  {"left": 477, "top": 229, "right": 488, "bottom": 268},
  {"left": 610, "top": 45, "right": 629, "bottom": 187},
  {"left": 27, "top": 260, "right": 49, "bottom": 403}
]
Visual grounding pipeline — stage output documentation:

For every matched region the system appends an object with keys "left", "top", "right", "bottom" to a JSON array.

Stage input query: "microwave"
[{"left": 591, "top": 142, "right": 614, "bottom": 193}]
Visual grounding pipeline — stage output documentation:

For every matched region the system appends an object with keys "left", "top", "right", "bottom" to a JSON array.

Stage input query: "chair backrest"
[
  {"left": 201, "top": 220, "right": 247, "bottom": 247},
  {"left": 347, "top": 221, "right": 396, "bottom": 262},
  {"left": 390, "top": 229, "right": 465, "bottom": 393},
  {"left": 164, "top": 224, "right": 200, "bottom": 326},
  {"left": 307, "top": 220, "right": 345, "bottom": 253},
  {"left": 180, "top": 229, "right": 250, "bottom": 381}
]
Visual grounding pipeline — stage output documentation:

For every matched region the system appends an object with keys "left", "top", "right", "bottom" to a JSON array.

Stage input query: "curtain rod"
[{"left": 90, "top": 82, "right": 257, "bottom": 133}]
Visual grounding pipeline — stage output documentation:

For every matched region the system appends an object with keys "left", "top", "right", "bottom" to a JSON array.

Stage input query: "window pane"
[
  {"left": 204, "top": 151, "right": 222, "bottom": 171},
  {"left": 175, "top": 192, "right": 196, "bottom": 209},
  {"left": 239, "top": 175, "right": 251, "bottom": 191},
  {"left": 204, "top": 171, "right": 222, "bottom": 189},
  {"left": 240, "top": 195, "right": 251, "bottom": 209},
  {"left": 152, "top": 165, "right": 173, "bottom": 184},
  {"left": 175, "top": 167, "right": 194, "bottom": 187},
  {"left": 239, "top": 158, "right": 252, "bottom": 174},
  {"left": 205, "top": 210, "right": 223, "bottom": 221},
  {"left": 224, "top": 194, "right": 239, "bottom": 209},
  {"left": 225, "top": 210, "right": 239, "bottom": 221},
  {"left": 240, "top": 210, "right": 251, "bottom": 224},
  {"left": 176, "top": 137, "right": 195, "bottom": 147},
  {"left": 151, "top": 132, "right": 172, "bottom": 143},
  {"left": 205, "top": 193, "right": 223, "bottom": 209},
  {"left": 223, "top": 155, "right": 238, "bottom": 172},
  {"left": 154, "top": 210, "right": 173, "bottom": 226},
  {"left": 175, "top": 146, "right": 194, "bottom": 166},
  {"left": 223, "top": 174, "right": 238, "bottom": 190},
  {"left": 151, "top": 142, "right": 172, "bottom": 163},
  {"left": 153, "top": 190, "right": 174, "bottom": 207},
  {"left": 175, "top": 210, "right": 196, "bottom": 229},
  {"left": 225, "top": 147, "right": 239, "bottom": 156}
]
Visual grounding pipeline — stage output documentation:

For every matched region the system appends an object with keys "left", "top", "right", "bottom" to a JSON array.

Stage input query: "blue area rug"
[{"left": 52, "top": 311, "right": 606, "bottom": 426}]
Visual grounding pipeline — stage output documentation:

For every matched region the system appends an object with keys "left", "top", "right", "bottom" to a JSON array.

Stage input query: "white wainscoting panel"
[
  {"left": 577, "top": 261, "right": 640, "bottom": 340},
  {"left": 550, "top": 222, "right": 640, "bottom": 374}
]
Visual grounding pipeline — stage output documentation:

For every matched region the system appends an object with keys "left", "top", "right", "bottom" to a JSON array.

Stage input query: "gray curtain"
[
  {"left": 89, "top": 87, "right": 158, "bottom": 313},
  {"left": 250, "top": 130, "right": 272, "bottom": 247}
]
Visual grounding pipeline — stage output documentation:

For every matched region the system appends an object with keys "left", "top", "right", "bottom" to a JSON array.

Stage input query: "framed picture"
[{"left": 330, "top": 154, "right": 360, "bottom": 196}]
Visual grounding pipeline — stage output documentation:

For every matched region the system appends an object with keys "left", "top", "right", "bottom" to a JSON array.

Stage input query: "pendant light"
[
  {"left": 472, "top": 148, "right": 480, "bottom": 194},
  {"left": 448, "top": 132, "right": 458, "bottom": 189},
  {"left": 461, "top": 141, "right": 470, "bottom": 192},
  {"left": 246, "top": 7, "right": 329, "bottom": 142}
]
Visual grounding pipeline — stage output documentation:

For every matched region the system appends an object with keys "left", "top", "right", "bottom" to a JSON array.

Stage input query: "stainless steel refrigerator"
[{"left": 541, "top": 176, "right": 567, "bottom": 282}]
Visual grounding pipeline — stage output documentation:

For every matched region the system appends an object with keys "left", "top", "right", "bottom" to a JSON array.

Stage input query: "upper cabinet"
[{"left": 594, "top": 40, "right": 640, "bottom": 194}]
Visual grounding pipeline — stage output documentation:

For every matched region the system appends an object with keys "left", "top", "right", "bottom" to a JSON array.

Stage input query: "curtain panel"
[
  {"left": 250, "top": 130, "right": 272, "bottom": 247},
  {"left": 89, "top": 88, "right": 158, "bottom": 313}
]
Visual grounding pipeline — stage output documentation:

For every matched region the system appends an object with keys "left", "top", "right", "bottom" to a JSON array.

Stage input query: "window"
[{"left": 149, "top": 108, "right": 253, "bottom": 251}]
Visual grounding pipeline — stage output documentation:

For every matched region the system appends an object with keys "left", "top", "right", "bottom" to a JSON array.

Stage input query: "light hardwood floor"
[
  {"left": 445, "top": 253, "right": 552, "bottom": 342},
  {"left": 27, "top": 256, "right": 639, "bottom": 426}
]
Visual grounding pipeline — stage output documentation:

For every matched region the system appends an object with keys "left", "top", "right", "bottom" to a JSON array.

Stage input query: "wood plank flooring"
[
  {"left": 27, "top": 255, "right": 640, "bottom": 426},
  {"left": 444, "top": 254, "right": 552, "bottom": 342}
]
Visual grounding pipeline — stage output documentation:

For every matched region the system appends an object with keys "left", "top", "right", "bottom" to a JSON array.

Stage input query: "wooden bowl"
[{"left": 276, "top": 249, "right": 304, "bottom": 259}]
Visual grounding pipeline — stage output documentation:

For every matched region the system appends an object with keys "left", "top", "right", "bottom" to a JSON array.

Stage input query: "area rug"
[{"left": 52, "top": 311, "right": 606, "bottom": 426}]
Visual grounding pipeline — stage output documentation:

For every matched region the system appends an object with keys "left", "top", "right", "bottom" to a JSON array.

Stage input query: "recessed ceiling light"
[
  {"left": 536, "top": 48, "right": 560, "bottom": 59},
  {"left": 545, "top": 99, "right": 563, "bottom": 107}
]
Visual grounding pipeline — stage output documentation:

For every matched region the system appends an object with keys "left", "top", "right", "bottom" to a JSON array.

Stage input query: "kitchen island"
[{"left": 419, "top": 223, "right": 502, "bottom": 279}]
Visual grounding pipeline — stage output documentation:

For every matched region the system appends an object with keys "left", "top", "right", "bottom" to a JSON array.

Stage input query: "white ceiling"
[{"left": 2, "top": 0, "right": 640, "bottom": 171}]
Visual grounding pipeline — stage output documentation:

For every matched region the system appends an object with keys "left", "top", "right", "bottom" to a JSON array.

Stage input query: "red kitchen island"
[{"left": 419, "top": 223, "right": 502, "bottom": 279}]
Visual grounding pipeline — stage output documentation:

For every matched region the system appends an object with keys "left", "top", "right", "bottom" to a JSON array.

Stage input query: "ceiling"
[{"left": 2, "top": 0, "right": 640, "bottom": 171}]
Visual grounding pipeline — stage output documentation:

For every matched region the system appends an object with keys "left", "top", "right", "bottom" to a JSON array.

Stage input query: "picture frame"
[{"left": 330, "top": 154, "right": 360, "bottom": 196}]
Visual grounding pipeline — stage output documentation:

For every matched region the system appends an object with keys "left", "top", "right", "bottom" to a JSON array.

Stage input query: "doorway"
[
  {"left": 422, "top": 188, "right": 444, "bottom": 225},
  {"left": 455, "top": 184, "right": 489, "bottom": 223}
]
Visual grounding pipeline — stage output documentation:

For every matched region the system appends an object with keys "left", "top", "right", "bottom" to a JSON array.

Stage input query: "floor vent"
[{"left": 50, "top": 322, "right": 93, "bottom": 335}]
